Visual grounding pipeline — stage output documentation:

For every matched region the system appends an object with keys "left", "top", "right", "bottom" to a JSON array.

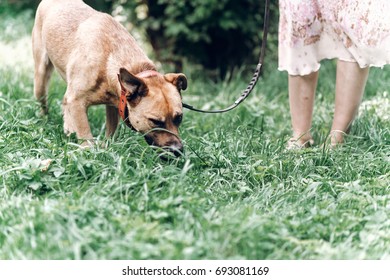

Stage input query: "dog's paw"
[
  {"left": 79, "top": 139, "right": 96, "bottom": 149},
  {"left": 64, "top": 125, "right": 75, "bottom": 137}
]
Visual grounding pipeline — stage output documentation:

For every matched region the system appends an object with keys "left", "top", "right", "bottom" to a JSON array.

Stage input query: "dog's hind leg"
[
  {"left": 32, "top": 25, "right": 53, "bottom": 114},
  {"left": 105, "top": 105, "right": 119, "bottom": 138}
]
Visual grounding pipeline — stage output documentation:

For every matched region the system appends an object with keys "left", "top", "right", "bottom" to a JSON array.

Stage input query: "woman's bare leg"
[
  {"left": 330, "top": 60, "right": 369, "bottom": 145},
  {"left": 288, "top": 71, "right": 319, "bottom": 148}
]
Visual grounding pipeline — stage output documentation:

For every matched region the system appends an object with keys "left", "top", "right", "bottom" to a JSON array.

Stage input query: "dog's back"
[
  {"left": 33, "top": 0, "right": 151, "bottom": 89},
  {"left": 34, "top": 0, "right": 106, "bottom": 78}
]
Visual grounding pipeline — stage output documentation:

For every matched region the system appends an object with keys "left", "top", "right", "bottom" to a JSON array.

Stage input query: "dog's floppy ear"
[
  {"left": 119, "top": 68, "right": 148, "bottom": 100},
  {"left": 164, "top": 73, "right": 187, "bottom": 91}
]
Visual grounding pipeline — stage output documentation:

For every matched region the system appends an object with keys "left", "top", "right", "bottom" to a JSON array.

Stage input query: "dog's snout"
[
  {"left": 166, "top": 141, "right": 183, "bottom": 157},
  {"left": 144, "top": 133, "right": 183, "bottom": 157}
]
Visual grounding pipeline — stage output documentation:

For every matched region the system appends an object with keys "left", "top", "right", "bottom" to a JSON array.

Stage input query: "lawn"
[{"left": 0, "top": 12, "right": 389, "bottom": 260}]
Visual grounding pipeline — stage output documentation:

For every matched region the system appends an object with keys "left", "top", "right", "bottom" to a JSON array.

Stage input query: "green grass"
[{"left": 1, "top": 12, "right": 389, "bottom": 260}]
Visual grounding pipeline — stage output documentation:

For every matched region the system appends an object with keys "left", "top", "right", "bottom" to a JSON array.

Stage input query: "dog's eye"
[
  {"left": 149, "top": 118, "right": 165, "bottom": 128},
  {"left": 173, "top": 114, "right": 183, "bottom": 126}
]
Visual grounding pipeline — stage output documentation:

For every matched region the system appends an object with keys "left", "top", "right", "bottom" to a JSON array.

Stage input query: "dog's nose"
[{"left": 167, "top": 142, "right": 183, "bottom": 157}]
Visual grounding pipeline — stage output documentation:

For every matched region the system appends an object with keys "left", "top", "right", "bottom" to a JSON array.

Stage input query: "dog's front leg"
[
  {"left": 62, "top": 93, "right": 94, "bottom": 146},
  {"left": 105, "top": 105, "right": 119, "bottom": 138}
]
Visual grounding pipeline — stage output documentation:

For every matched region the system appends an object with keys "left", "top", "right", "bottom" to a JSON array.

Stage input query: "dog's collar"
[
  {"left": 117, "top": 75, "right": 134, "bottom": 130},
  {"left": 117, "top": 70, "right": 160, "bottom": 130}
]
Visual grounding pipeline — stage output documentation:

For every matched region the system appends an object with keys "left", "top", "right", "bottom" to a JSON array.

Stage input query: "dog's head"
[{"left": 118, "top": 68, "right": 187, "bottom": 157}]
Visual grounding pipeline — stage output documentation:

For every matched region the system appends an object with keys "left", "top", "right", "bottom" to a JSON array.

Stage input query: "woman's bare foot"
[{"left": 286, "top": 133, "right": 314, "bottom": 149}]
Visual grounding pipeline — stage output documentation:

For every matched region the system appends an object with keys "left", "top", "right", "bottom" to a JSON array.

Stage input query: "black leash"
[{"left": 182, "top": 0, "right": 270, "bottom": 114}]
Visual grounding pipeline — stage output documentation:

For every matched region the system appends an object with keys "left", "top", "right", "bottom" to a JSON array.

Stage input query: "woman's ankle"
[
  {"left": 293, "top": 131, "right": 313, "bottom": 143},
  {"left": 329, "top": 130, "right": 346, "bottom": 145}
]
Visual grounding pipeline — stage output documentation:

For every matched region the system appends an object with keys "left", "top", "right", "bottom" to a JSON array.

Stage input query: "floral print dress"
[{"left": 278, "top": 0, "right": 390, "bottom": 75}]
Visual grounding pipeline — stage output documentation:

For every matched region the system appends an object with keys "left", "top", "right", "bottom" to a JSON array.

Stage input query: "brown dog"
[{"left": 32, "top": 0, "right": 187, "bottom": 156}]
